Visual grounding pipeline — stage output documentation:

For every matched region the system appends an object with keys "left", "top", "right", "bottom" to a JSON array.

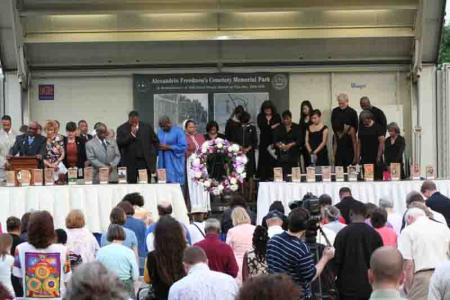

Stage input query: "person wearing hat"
[
  {"left": 265, "top": 210, "right": 285, "bottom": 238},
  {"left": 187, "top": 206, "right": 208, "bottom": 244}
]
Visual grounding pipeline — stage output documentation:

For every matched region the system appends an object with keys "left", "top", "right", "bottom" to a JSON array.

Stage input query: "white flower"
[
  {"left": 192, "top": 158, "right": 201, "bottom": 167},
  {"left": 231, "top": 144, "right": 240, "bottom": 153},
  {"left": 230, "top": 177, "right": 238, "bottom": 185},
  {"left": 215, "top": 138, "right": 224, "bottom": 144},
  {"left": 236, "top": 166, "right": 245, "bottom": 173},
  {"left": 241, "top": 172, "right": 247, "bottom": 178},
  {"left": 212, "top": 189, "right": 221, "bottom": 196},
  {"left": 217, "top": 143, "right": 223, "bottom": 149},
  {"left": 217, "top": 184, "right": 224, "bottom": 191},
  {"left": 203, "top": 179, "right": 211, "bottom": 188},
  {"left": 230, "top": 184, "right": 239, "bottom": 191},
  {"left": 194, "top": 171, "right": 202, "bottom": 178}
]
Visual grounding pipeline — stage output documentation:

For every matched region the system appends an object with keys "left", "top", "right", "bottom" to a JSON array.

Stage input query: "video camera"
[{"left": 288, "top": 192, "right": 322, "bottom": 223}]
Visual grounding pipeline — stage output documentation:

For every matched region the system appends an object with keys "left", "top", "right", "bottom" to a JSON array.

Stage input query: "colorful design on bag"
[{"left": 25, "top": 252, "right": 61, "bottom": 298}]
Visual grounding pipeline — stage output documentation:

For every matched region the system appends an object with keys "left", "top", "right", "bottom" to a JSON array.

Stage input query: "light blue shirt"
[
  {"left": 96, "top": 243, "right": 139, "bottom": 281},
  {"left": 100, "top": 226, "right": 138, "bottom": 250},
  {"left": 168, "top": 263, "right": 239, "bottom": 300}
]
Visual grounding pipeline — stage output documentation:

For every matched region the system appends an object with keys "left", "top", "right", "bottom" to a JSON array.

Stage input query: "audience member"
[
  {"left": 331, "top": 93, "right": 358, "bottom": 133},
  {"left": 117, "top": 201, "right": 146, "bottom": 259},
  {"left": 370, "top": 208, "right": 397, "bottom": 247},
  {"left": 335, "top": 187, "right": 363, "bottom": 224},
  {"left": 0, "top": 115, "right": 17, "bottom": 181},
  {"left": 65, "top": 209, "right": 99, "bottom": 267},
  {"left": 85, "top": 122, "right": 121, "bottom": 183},
  {"left": 122, "top": 192, "right": 152, "bottom": 225},
  {"left": 64, "top": 261, "right": 129, "bottom": 300},
  {"left": 261, "top": 200, "right": 288, "bottom": 230},
  {"left": 0, "top": 282, "right": 13, "bottom": 300},
  {"left": 305, "top": 109, "right": 329, "bottom": 166},
  {"left": 257, "top": 101, "right": 281, "bottom": 181},
  {"left": 0, "top": 234, "right": 14, "bottom": 298},
  {"left": 146, "top": 202, "right": 191, "bottom": 252},
  {"left": 157, "top": 116, "right": 187, "bottom": 184},
  {"left": 117, "top": 110, "right": 159, "bottom": 183},
  {"left": 194, "top": 218, "right": 238, "bottom": 278},
  {"left": 63, "top": 121, "right": 88, "bottom": 177},
  {"left": 77, "top": 120, "right": 93, "bottom": 143},
  {"left": 333, "top": 202, "right": 383, "bottom": 299},
  {"left": 398, "top": 208, "right": 450, "bottom": 299},
  {"left": 359, "top": 97, "right": 387, "bottom": 133},
  {"left": 368, "top": 247, "right": 404, "bottom": 300},
  {"left": 365, "top": 202, "right": 378, "bottom": 223},
  {"left": 187, "top": 206, "right": 207, "bottom": 245},
  {"left": 267, "top": 207, "right": 335, "bottom": 299},
  {"left": 323, "top": 206, "right": 346, "bottom": 234},
  {"left": 221, "top": 193, "right": 256, "bottom": 235},
  {"left": 13, "top": 211, "right": 72, "bottom": 299},
  {"left": 401, "top": 191, "right": 446, "bottom": 230},
  {"left": 428, "top": 260, "right": 450, "bottom": 300},
  {"left": 421, "top": 180, "right": 450, "bottom": 227},
  {"left": 338, "top": 186, "right": 352, "bottom": 200},
  {"left": 378, "top": 197, "right": 402, "bottom": 235},
  {"left": 101, "top": 207, "right": 138, "bottom": 258},
  {"left": 168, "top": 247, "right": 239, "bottom": 300},
  {"left": 19, "top": 212, "right": 30, "bottom": 241},
  {"left": 96, "top": 224, "right": 139, "bottom": 297},
  {"left": 55, "top": 228, "right": 68, "bottom": 244},
  {"left": 144, "top": 216, "right": 186, "bottom": 300},
  {"left": 264, "top": 210, "right": 284, "bottom": 238},
  {"left": 226, "top": 206, "right": 256, "bottom": 283},
  {"left": 237, "top": 274, "right": 301, "bottom": 300},
  {"left": 5, "top": 216, "right": 23, "bottom": 297},
  {"left": 242, "top": 225, "right": 269, "bottom": 281}
]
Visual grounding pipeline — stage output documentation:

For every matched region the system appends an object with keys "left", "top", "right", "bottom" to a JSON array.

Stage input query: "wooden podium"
[{"left": 7, "top": 156, "right": 40, "bottom": 186}]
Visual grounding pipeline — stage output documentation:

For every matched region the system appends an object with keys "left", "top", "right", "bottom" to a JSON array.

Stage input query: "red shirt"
[
  {"left": 375, "top": 226, "right": 397, "bottom": 247},
  {"left": 194, "top": 233, "right": 238, "bottom": 278}
]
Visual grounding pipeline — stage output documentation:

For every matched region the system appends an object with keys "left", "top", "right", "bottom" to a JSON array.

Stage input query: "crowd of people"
[{"left": 0, "top": 179, "right": 448, "bottom": 299}]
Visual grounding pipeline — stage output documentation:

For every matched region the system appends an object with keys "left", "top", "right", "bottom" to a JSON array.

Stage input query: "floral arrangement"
[{"left": 190, "top": 138, "right": 247, "bottom": 195}]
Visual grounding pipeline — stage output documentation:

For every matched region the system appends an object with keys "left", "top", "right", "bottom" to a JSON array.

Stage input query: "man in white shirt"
[
  {"left": 168, "top": 246, "right": 239, "bottom": 300},
  {"left": 398, "top": 208, "right": 450, "bottom": 300},
  {"left": 264, "top": 210, "right": 284, "bottom": 238},
  {"left": 428, "top": 261, "right": 450, "bottom": 300},
  {"left": 187, "top": 206, "right": 207, "bottom": 244},
  {"left": 0, "top": 115, "right": 17, "bottom": 181}
]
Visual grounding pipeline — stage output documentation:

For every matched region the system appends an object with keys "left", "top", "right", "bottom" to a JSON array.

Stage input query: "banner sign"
[
  {"left": 133, "top": 73, "right": 289, "bottom": 133},
  {"left": 38, "top": 84, "right": 55, "bottom": 100}
]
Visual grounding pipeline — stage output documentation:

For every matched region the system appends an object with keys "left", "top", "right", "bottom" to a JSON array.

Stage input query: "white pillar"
[{"left": 4, "top": 71, "right": 24, "bottom": 127}]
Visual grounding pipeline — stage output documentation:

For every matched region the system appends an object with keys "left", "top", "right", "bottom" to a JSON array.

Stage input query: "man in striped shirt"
[{"left": 267, "top": 207, "right": 335, "bottom": 299}]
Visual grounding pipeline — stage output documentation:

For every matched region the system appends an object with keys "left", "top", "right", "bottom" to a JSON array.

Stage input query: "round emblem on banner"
[
  {"left": 271, "top": 74, "right": 288, "bottom": 90},
  {"left": 136, "top": 79, "right": 150, "bottom": 93}
]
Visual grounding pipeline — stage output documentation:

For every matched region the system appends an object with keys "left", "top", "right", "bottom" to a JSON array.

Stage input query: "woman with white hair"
[
  {"left": 226, "top": 206, "right": 256, "bottom": 284},
  {"left": 384, "top": 122, "right": 405, "bottom": 178}
]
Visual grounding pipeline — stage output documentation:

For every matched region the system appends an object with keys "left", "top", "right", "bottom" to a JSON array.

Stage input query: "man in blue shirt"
[{"left": 267, "top": 207, "right": 335, "bottom": 299}]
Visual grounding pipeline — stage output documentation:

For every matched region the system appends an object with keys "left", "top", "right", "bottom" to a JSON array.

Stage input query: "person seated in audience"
[
  {"left": 242, "top": 225, "right": 269, "bottom": 281},
  {"left": 221, "top": 193, "right": 256, "bottom": 235},
  {"left": 204, "top": 120, "right": 226, "bottom": 141},
  {"left": 305, "top": 109, "right": 329, "bottom": 166},
  {"left": 122, "top": 192, "right": 152, "bottom": 225},
  {"left": 428, "top": 260, "right": 450, "bottom": 300},
  {"left": 357, "top": 110, "right": 385, "bottom": 180},
  {"left": 101, "top": 207, "right": 138, "bottom": 258},
  {"left": 85, "top": 123, "right": 121, "bottom": 183},
  {"left": 65, "top": 209, "right": 99, "bottom": 268},
  {"left": 19, "top": 212, "right": 30, "bottom": 242},
  {"left": 359, "top": 97, "right": 387, "bottom": 134},
  {"left": 187, "top": 206, "right": 207, "bottom": 245},
  {"left": 226, "top": 207, "right": 256, "bottom": 284},
  {"left": 8, "top": 121, "right": 46, "bottom": 166},
  {"left": 333, "top": 202, "right": 383, "bottom": 299},
  {"left": 398, "top": 208, "right": 450, "bottom": 299},
  {"left": 146, "top": 202, "right": 191, "bottom": 252},
  {"left": 144, "top": 216, "right": 186, "bottom": 300},
  {"left": 64, "top": 261, "right": 129, "bottom": 300},
  {"left": 370, "top": 208, "right": 397, "bottom": 247},
  {"left": 384, "top": 122, "right": 405, "bottom": 178},
  {"left": 261, "top": 201, "right": 288, "bottom": 231},
  {"left": 421, "top": 180, "right": 450, "bottom": 227},
  {"left": 117, "top": 201, "right": 146, "bottom": 263},
  {"left": 238, "top": 274, "right": 300, "bottom": 300},
  {"left": 168, "top": 247, "right": 239, "bottom": 300},
  {"left": 263, "top": 210, "right": 283, "bottom": 238},
  {"left": 267, "top": 207, "right": 335, "bottom": 299},
  {"left": 368, "top": 247, "right": 404, "bottom": 300},
  {"left": 43, "top": 120, "right": 66, "bottom": 183},
  {"left": 55, "top": 228, "right": 67, "bottom": 245},
  {"left": 194, "top": 218, "right": 238, "bottom": 278},
  {"left": 378, "top": 197, "right": 402, "bottom": 235},
  {"left": 335, "top": 187, "right": 364, "bottom": 224},
  {"left": 77, "top": 120, "right": 93, "bottom": 143},
  {"left": 96, "top": 224, "right": 139, "bottom": 298},
  {"left": 323, "top": 206, "right": 346, "bottom": 234},
  {"left": 5, "top": 216, "right": 23, "bottom": 297},
  {"left": 13, "top": 211, "right": 72, "bottom": 299},
  {"left": 63, "top": 121, "right": 88, "bottom": 178},
  {"left": 0, "top": 234, "right": 14, "bottom": 298}
]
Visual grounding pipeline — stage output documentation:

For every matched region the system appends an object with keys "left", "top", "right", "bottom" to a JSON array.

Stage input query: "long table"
[
  {"left": 0, "top": 184, "right": 189, "bottom": 233},
  {"left": 257, "top": 180, "right": 450, "bottom": 225}
]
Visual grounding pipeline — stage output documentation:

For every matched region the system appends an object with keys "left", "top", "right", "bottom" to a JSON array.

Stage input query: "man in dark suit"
[
  {"left": 78, "top": 120, "right": 93, "bottom": 143},
  {"left": 422, "top": 180, "right": 450, "bottom": 227},
  {"left": 117, "top": 111, "right": 159, "bottom": 183},
  {"left": 359, "top": 96, "right": 387, "bottom": 134},
  {"left": 8, "top": 121, "right": 46, "bottom": 159}
]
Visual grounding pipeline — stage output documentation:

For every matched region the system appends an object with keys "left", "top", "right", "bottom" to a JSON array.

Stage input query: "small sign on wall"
[{"left": 38, "top": 84, "right": 54, "bottom": 100}]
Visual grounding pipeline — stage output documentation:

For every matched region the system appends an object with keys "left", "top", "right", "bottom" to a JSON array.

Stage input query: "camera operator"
[{"left": 267, "top": 207, "right": 335, "bottom": 300}]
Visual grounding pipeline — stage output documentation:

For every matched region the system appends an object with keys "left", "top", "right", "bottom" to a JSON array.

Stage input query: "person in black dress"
[
  {"left": 299, "top": 101, "right": 313, "bottom": 171},
  {"left": 333, "top": 121, "right": 357, "bottom": 170},
  {"left": 384, "top": 122, "right": 405, "bottom": 178},
  {"left": 305, "top": 110, "right": 329, "bottom": 166},
  {"left": 331, "top": 93, "right": 359, "bottom": 132},
  {"left": 358, "top": 110, "right": 385, "bottom": 180},
  {"left": 256, "top": 101, "right": 281, "bottom": 181},
  {"left": 204, "top": 121, "right": 227, "bottom": 181},
  {"left": 234, "top": 112, "right": 258, "bottom": 179},
  {"left": 273, "top": 110, "right": 302, "bottom": 178},
  {"left": 225, "top": 105, "right": 244, "bottom": 143},
  {"left": 360, "top": 96, "right": 387, "bottom": 134}
]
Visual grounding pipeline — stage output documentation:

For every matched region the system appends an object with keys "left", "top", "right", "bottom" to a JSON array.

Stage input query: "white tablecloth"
[
  {"left": 0, "top": 184, "right": 189, "bottom": 233},
  {"left": 257, "top": 180, "right": 450, "bottom": 224}
]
